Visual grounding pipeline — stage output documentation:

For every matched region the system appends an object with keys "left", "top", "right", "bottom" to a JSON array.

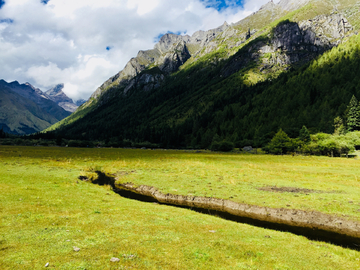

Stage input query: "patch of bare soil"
[{"left": 257, "top": 186, "right": 341, "bottom": 194}]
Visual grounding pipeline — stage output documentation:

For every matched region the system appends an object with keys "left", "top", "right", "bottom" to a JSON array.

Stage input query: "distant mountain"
[
  {"left": 45, "top": 84, "right": 79, "bottom": 113},
  {"left": 0, "top": 80, "right": 71, "bottom": 135},
  {"left": 47, "top": 0, "right": 360, "bottom": 148},
  {"left": 45, "top": 84, "right": 73, "bottom": 104}
]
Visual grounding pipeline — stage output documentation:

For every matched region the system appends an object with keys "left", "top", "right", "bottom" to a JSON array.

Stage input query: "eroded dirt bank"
[{"left": 81, "top": 172, "right": 360, "bottom": 249}]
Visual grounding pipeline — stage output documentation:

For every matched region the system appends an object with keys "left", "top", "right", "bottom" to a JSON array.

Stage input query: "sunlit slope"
[{"left": 47, "top": 0, "right": 360, "bottom": 147}]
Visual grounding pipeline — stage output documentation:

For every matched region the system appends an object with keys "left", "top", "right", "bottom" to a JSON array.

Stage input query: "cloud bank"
[{"left": 0, "top": 0, "right": 276, "bottom": 101}]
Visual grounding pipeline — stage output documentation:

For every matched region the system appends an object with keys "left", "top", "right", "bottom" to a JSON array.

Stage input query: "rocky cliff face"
[{"left": 222, "top": 13, "right": 353, "bottom": 77}]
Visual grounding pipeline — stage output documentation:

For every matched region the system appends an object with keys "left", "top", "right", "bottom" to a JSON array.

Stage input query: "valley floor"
[{"left": 1, "top": 146, "right": 359, "bottom": 269}]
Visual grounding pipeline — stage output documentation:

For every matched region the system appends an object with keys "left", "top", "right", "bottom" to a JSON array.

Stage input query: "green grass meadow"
[{"left": 1, "top": 146, "right": 360, "bottom": 269}]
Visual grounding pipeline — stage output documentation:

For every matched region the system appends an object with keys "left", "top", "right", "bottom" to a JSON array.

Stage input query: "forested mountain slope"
[{"left": 47, "top": 0, "right": 360, "bottom": 148}]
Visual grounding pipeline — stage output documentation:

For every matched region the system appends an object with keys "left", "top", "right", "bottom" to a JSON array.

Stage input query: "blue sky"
[
  {"left": 202, "top": 0, "right": 244, "bottom": 10},
  {"left": 0, "top": 0, "right": 271, "bottom": 100}
]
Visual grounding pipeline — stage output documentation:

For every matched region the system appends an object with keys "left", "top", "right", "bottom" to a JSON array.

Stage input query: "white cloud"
[
  {"left": 0, "top": 0, "right": 276, "bottom": 101},
  {"left": 127, "top": 0, "right": 160, "bottom": 15}
]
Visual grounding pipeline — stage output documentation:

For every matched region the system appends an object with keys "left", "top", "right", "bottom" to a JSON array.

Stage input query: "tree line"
[{"left": 265, "top": 95, "right": 360, "bottom": 156}]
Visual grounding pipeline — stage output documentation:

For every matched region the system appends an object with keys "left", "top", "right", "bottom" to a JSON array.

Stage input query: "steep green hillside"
[
  {"left": 0, "top": 81, "right": 71, "bottom": 135},
  {"left": 0, "top": 88, "right": 59, "bottom": 134},
  {"left": 46, "top": 0, "right": 360, "bottom": 148}
]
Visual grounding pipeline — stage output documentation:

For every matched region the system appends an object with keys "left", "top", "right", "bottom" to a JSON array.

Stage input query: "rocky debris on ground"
[
  {"left": 73, "top": 246, "right": 80, "bottom": 252},
  {"left": 110, "top": 257, "right": 120, "bottom": 262},
  {"left": 243, "top": 146, "right": 253, "bottom": 152}
]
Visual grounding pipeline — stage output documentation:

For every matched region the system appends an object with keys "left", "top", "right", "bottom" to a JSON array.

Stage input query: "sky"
[{"left": 0, "top": 0, "right": 278, "bottom": 101}]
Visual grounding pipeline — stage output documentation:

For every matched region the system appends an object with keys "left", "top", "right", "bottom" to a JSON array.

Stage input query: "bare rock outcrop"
[
  {"left": 222, "top": 14, "right": 353, "bottom": 77},
  {"left": 156, "top": 40, "right": 191, "bottom": 74}
]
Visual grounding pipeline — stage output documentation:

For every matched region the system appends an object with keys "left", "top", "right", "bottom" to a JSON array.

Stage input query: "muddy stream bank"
[{"left": 81, "top": 171, "right": 360, "bottom": 250}]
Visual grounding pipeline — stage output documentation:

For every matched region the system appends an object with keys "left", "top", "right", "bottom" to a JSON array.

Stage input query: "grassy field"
[{"left": 1, "top": 146, "right": 360, "bottom": 269}]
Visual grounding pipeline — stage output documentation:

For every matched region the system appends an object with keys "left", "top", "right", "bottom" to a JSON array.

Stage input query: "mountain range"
[
  {"left": 18, "top": 0, "right": 360, "bottom": 147},
  {"left": 0, "top": 80, "right": 85, "bottom": 135}
]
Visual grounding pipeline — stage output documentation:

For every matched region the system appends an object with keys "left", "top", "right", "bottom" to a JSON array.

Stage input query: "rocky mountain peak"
[
  {"left": 156, "top": 39, "right": 191, "bottom": 74},
  {"left": 9, "top": 81, "right": 20, "bottom": 86},
  {"left": 46, "top": 83, "right": 65, "bottom": 94},
  {"left": 45, "top": 84, "right": 79, "bottom": 113},
  {"left": 91, "top": 22, "right": 231, "bottom": 100},
  {"left": 259, "top": 0, "right": 277, "bottom": 11},
  {"left": 155, "top": 34, "right": 188, "bottom": 54},
  {"left": 46, "top": 84, "right": 73, "bottom": 103}
]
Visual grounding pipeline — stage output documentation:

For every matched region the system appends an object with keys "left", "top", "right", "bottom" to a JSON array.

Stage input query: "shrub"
[
  {"left": 67, "top": 140, "right": 91, "bottom": 147},
  {"left": 302, "top": 132, "right": 357, "bottom": 157},
  {"left": 210, "top": 140, "right": 234, "bottom": 152},
  {"left": 0, "top": 139, "right": 14, "bottom": 145},
  {"left": 133, "top": 141, "right": 160, "bottom": 149},
  {"left": 38, "top": 140, "right": 49, "bottom": 146}
]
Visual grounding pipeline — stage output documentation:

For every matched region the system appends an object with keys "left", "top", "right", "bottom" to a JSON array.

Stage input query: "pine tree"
[
  {"left": 0, "top": 127, "right": 5, "bottom": 138},
  {"left": 346, "top": 95, "right": 360, "bottom": 132},
  {"left": 266, "top": 129, "right": 293, "bottom": 155},
  {"left": 333, "top": 116, "right": 345, "bottom": 135},
  {"left": 299, "top": 126, "right": 311, "bottom": 143}
]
